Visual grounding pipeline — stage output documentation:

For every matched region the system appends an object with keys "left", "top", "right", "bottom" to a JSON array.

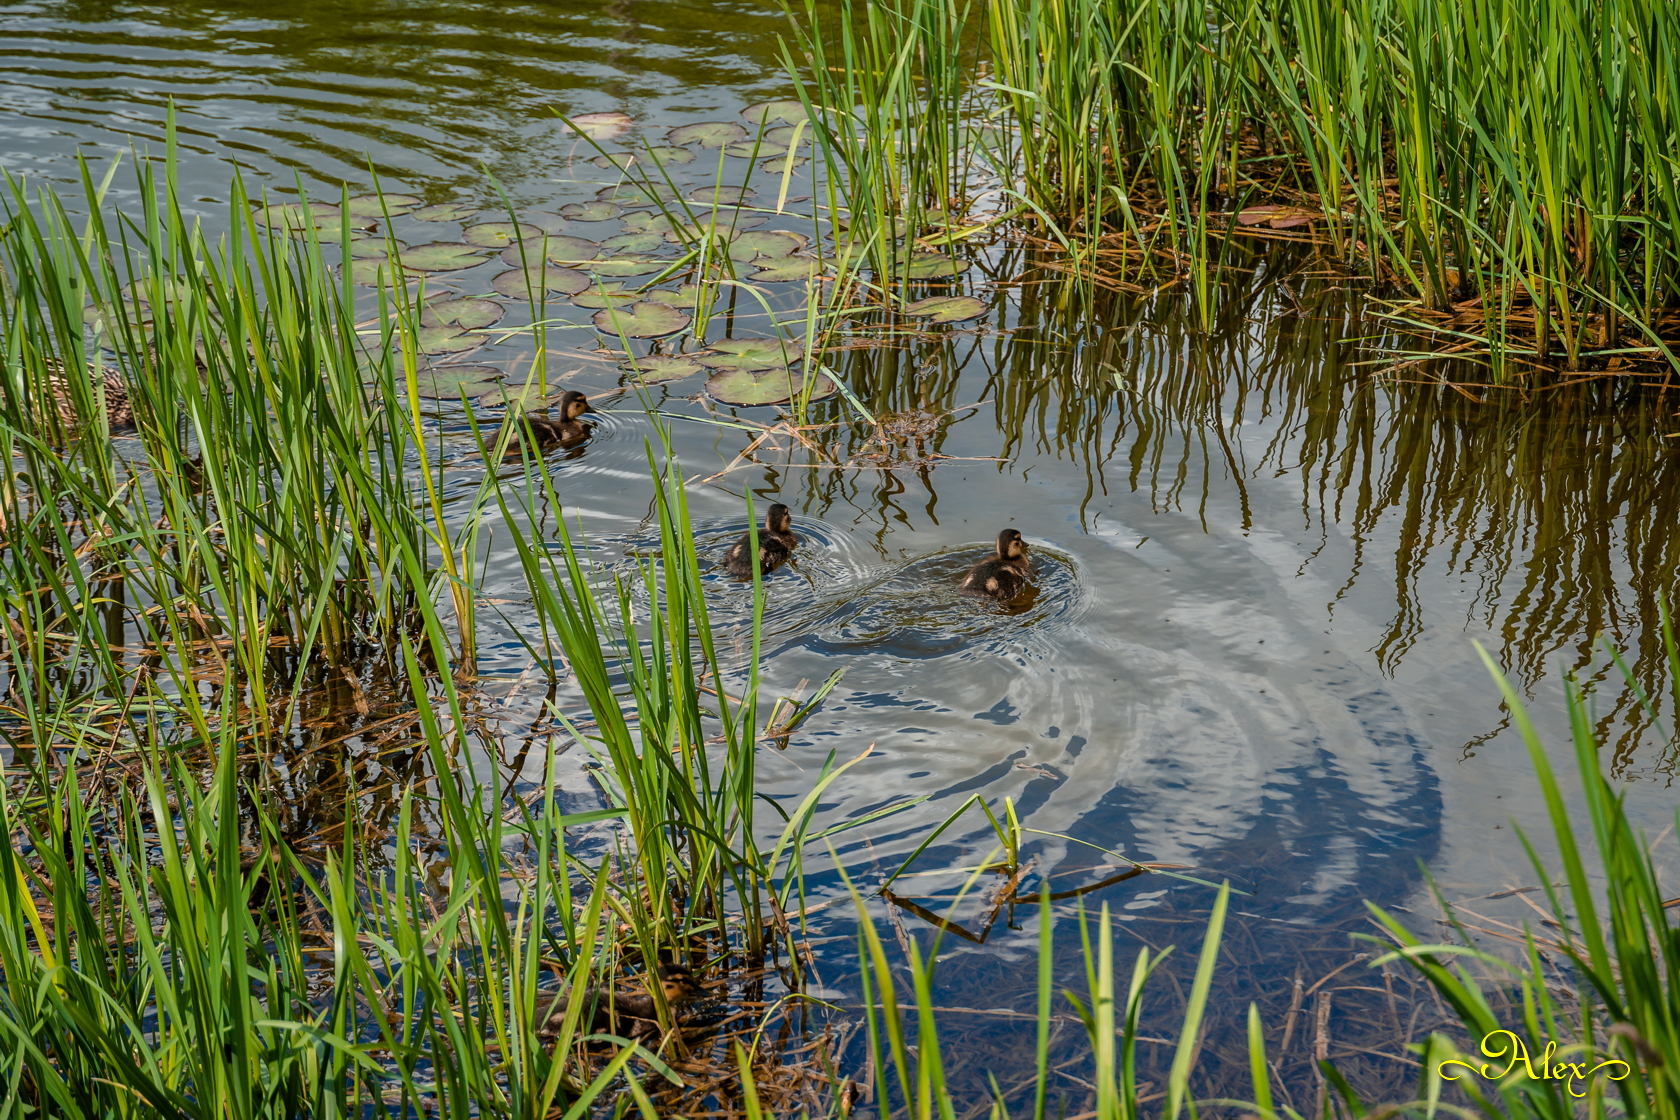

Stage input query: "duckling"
[
  {"left": 506, "top": 390, "right": 594, "bottom": 453},
  {"left": 537, "top": 964, "right": 703, "bottom": 1044},
  {"left": 723, "top": 502, "right": 797, "bottom": 578},
  {"left": 32, "top": 355, "right": 135, "bottom": 431},
  {"left": 958, "top": 528, "right": 1031, "bottom": 599}
]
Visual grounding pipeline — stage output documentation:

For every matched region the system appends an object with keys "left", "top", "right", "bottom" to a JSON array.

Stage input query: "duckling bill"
[
  {"left": 505, "top": 390, "right": 594, "bottom": 454},
  {"left": 723, "top": 503, "right": 797, "bottom": 578},
  {"left": 959, "top": 528, "right": 1031, "bottom": 599},
  {"left": 537, "top": 964, "right": 702, "bottom": 1043}
]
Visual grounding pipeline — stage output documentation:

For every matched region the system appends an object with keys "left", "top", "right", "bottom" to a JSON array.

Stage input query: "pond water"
[{"left": 8, "top": 0, "right": 1680, "bottom": 1107}]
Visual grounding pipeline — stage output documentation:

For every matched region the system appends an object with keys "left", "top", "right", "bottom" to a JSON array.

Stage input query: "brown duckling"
[
  {"left": 506, "top": 390, "right": 594, "bottom": 453},
  {"left": 723, "top": 502, "right": 798, "bottom": 579},
  {"left": 537, "top": 964, "right": 703, "bottom": 1043},
  {"left": 958, "top": 528, "right": 1031, "bottom": 599},
  {"left": 32, "top": 355, "right": 135, "bottom": 431}
]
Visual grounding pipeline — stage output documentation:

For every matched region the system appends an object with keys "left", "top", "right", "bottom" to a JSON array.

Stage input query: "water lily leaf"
[
  {"left": 724, "top": 141, "right": 787, "bottom": 158},
  {"left": 345, "top": 193, "right": 422, "bottom": 217},
  {"left": 659, "top": 284, "right": 712, "bottom": 310},
  {"left": 903, "top": 295, "right": 986, "bottom": 323},
  {"left": 585, "top": 255, "right": 668, "bottom": 277},
  {"left": 398, "top": 242, "right": 488, "bottom": 272},
  {"left": 570, "top": 282, "right": 641, "bottom": 309},
  {"left": 762, "top": 125, "right": 811, "bottom": 147},
  {"left": 416, "top": 326, "right": 480, "bottom": 355},
  {"left": 478, "top": 384, "right": 556, "bottom": 408},
  {"left": 742, "top": 100, "right": 811, "bottom": 125},
  {"left": 462, "top": 222, "right": 546, "bottom": 248},
  {"left": 705, "top": 367, "right": 836, "bottom": 406},
  {"left": 592, "top": 301, "right": 691, "bottom": 339},
  {"left": 405, "top": 365, "right": 505, "bottom": 399},
  {"left": 600, "top": 232, "right": 666, "bottom": 253},
  {"left": 560, "top": 201, "right": 620, "bottom": 221},
  {"left": 81, "top": 301, "right": 150, "bottom": 330},
  {"left": 563, "top": 110, "right": 634, "bottom": 140},
  {"left": 904, "top": 253, "right": 969, "bottom": 278},
  {"left": 522, "top": 211, "right": 569, "bottom": 233},
  {"left": 498, "top": 235, "right": 599, "bottom": 266},
  {"left": 690, "top": 185, "right": 757, "bottom": 205},
  {"left": 349, "top": 259, "right": 418, "bottom": 286},
  {"left": 490, "top": 266, "right": 591, "bottom": 298},
  {"left": 591, "top": 147, "right": 695, "bottom": 170},
  {"left": 619, "top": 355, "right": 703, "bottom": 383},
  {"left": 348, "top": 238, "right": 406, "bottom": 259},
  {"left": 749, "top": 255, "right": 826, "bottom": 282},
  {"left": 667, "top": 121, "right": 748, "bottom": 148},
  {"left": 697, "top": 337, "right": 804, "bottom": 370},
  {"left": 596, "top": 182, "right": 683, "bottom": 205},
  {"left": 762, "top": 156, "right": 809, "bottom": 173},
  {"left": 618, "top": 211, "right": 663, "bottom": 235},
  {"left": 421, "top": 297, "right": 505, "bottom": 330},
  {"left": 728, "top": 231, "right": 805, "bottom": 261},
  {"left": 254, "top": 201, "right": 339, "bottom": 230},
  {"left": 410, "top": 203, "right": 480, "bottom": 222}
]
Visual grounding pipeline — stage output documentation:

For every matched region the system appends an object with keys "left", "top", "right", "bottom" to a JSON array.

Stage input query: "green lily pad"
[
  {"left": 619, "top": 355, "right": 704, "bottom": 383},
  {"left": 903, "top": 295, "right": 985, "bottom": 323},
  {"left": 254, "top": 201, "right": 339, "bottom": 230},
  {"left": 521, "top": 211, "right": 568, "bottom": 233},
  {"left": 690, "top": 185, "right": 757, "bottom": 205},
  {"left": 585, "top": 255, "right": 668, "bottom": 277},
  {"left": 617, "top": 211, "right": 663, "bottom": 235},
  {"left": 728, "top": 231, "right": 805, "bottom": 261},
  {"left": 410, "top": 203, "right": 480, "bottom": 223},
  {"left": 416, "top": 326, "right": 480, "bottom": 355},
  {"left": 345, "top": 193, "right": 422, "bottom": 218},
  {"left": 560, "top": 201, "right": 619, "bottom": 221},
  {"left": 600, "top": 232, "right": 666, "bottom": 253},
  {"left": 398, "top": 242, "right": 489, "bottom": 272},
  {"left": 462, "top": 222, "right": 546, "bottom": 248},
  {"left": 421, "top": 297, "right": 505, "bottom": 330},
  {"left": 563, "top": 110, "right": 634, "bottom": 140},
  {"left": 348, "top": 238, "right": 406, "bottom": 259},
  {"left": 659, "top": 284, "right": 712, "bottom": 310},
  {"left": 751, "top": 256, "right": 828, "bottom": 282},
  {"left": 81, "top": 301, "right": 150, "bottom": 331},
  {"left": 742, "top": 100, "right": 811, "bottom": 125},
  {"left": 349, "top": 259, "right": 418, "bottom": 286},
  {"left": 697, "top": 337, "right": 804, "bottom": 370},
  {"left": 591, "top": 301, "right": 692, "bottom": 339},
  {"left": 725, "top": 141, "right": 787, "bottom": 158},
  {"left": 490, "top": 266, "right": 591, "bottom": 298},
  {"left": 761, "top": 155, "right": 809, "bottom": 173},
  {"left": 705, "top": 367, "right": 836, "bottom": 406},
  {"left": 591, "top": 147, "right": 696, "bottom": 170},
  {"left": 498, "top": 235, "right": 599, "bottom": 266},
  {"left": 596, "top": 182, "right": 683, "bottom": 205},
  {"left": 763, "top": 125, "right": 810, "bottom": 147},
  {"left": 667, "top": 121, "right": 748, "bottom": 148},
  {"left": 570, "top": 282, "right": 642, "bottom": 309},
  {"left": 478, "top": 383, "right": 557, "bottom": 409},
  {"left": 404, "top": 365, "right": 506, "bottom": 399},
  {"left": 905, "top": 253, "right": 969, "bottom": 278}
]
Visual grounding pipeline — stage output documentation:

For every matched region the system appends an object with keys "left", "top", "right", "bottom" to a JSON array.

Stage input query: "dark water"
[{"left": 7, "top": 0, "right": 1680, "bottom": 1106}]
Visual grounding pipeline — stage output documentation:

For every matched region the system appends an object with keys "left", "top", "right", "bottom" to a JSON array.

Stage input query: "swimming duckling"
[
  {"left": 958, "top": 528, "right": 1031, "bottom": 599},
  {"left": 537, "top": 964, "right": 703, "bottom": 1044},
  {"left": 29, "top": 356, "right": 135, "bottom": 431},
  {"left": 723, "top": 503, "right": 798, "bottom": 578},
  {"left": 506, "top": 390, "right": 594, "bottom": 453}
]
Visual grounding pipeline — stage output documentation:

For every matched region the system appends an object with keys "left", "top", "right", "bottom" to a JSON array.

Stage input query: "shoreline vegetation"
[{"left": 0, "top": 0, "right": 1677, "bottom": 1115}]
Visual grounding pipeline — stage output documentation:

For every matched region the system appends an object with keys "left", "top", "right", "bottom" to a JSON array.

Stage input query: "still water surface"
[{"left": 7, "top": 0, "right": 1680, "bottom": 1102}]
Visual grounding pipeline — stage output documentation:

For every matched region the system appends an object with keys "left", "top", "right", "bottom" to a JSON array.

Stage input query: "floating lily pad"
[
  {"left": 421, "top": 297, "right": 504, "bottom": 330},
  {"left": 728, "top": 231, "right": 805, "bottom": 261},
  {"left": 724, "top": 141, "right": 787, "bottom": 158},
  {"left": 667, "top": 121, "right": 748, "bottom": 148},
  {"left": 904, "top": 252, "right": 969, "bottom": 278},
  {"left": 563, "top": 110, "right": 634, "bottom": 140},
  {"left": 585, "top": 255, "right": 668, "bottom": 277},
  {"left": 254, "top": 201, "right": 339, "bottom": 231},
  {"left": 690, "top": 185, "right": 757, "bottom": 205},
  {"left": 600, "top": 232, "right": 666, "bottom": 253},
  {"left": 590, "top": 147, "right": 696, "bottom": 170},
  {"left": 742, "top": 100, "right": 811, "bottom": 125},
  {"left": 749, "top": 256, "right": 827, "bottom": 282},
  {"left": 659, "top": 284, "right": 712, "bottom": 310},
  {"left": 463, "top": 222, "right": 545, "bottom": 248},
  {"left": 398, "top": 242, "right": 488, "bottom": 272},
  {"left": 416, "top": 327, "right": 480, "bottom": 355},
  {"left": 81, "top": 301, "right": 150, "bottom": 331},
  {"left": 478, "top": 383, "right": 556, "bottom": 409},
  {"left": 560, "top": 201, "right": 619, "bottom": 221},
  {"left": 705, "top": 367, "right": 836, "bottom": 406},
  {"left": 348, "top": 238, "right": 406, "bottom": 259},
  {"left": 405, "top": 365, "right": 506, "bottom": 399},
  {"left": 617, "top": 211, "right": 663, "bottom": 235},
  {"left": 596, "top": 182, "right": 683, "bottom": 205},
  {"left": 903, "top": 295, "right": 985, "bottom": 323},
  {"left": 763, "top": 125, "right": 810, "bottom": 147},
  {"left": 410, "top": 203, "right": 479, "bottom": 223},
  {"left": 349, "top": 259, "right": 418, "bottom": 286},
  {"left": 570, "top": 282, "right": 641, "bottom": 309},
  {"left": 591, "top": 301, "right": 691, "bottom": 339},
  {"left": 619, "top": 355, "right": 703, "bottom": 382},
  {"left": 697, "top": 337, "right": 803, "bottom": 370},
  {"left": 521, "top": 211, "right": 569, "bottom": 233},
  {"left": 490, "top": 266, "right": 591, "bottom": 298},
  {"left": 345, "top": 193, "right": 422, "bottom": 217},
  {"left": 498, "top": 235, "right": 600, "bottom": 267},
  {"left": 761, "top": 155, "right": 809, "bottom": 173}
]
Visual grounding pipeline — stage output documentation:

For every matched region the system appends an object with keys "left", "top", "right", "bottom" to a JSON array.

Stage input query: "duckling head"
[
  {"left": 766, "top": 502, "right": 793, "bottom": 535},
  {"left": 656, "top": 963, "right": 703, "bottom": 1003},
  {"left": 996, "top": 528, "right": 1026, "bottom": 560},
  {"left": 558, "top": 390, "right": 593, "bottom": 422}
]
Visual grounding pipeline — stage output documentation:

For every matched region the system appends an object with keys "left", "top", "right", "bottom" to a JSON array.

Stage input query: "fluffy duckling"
[
  {"left": 723, "top": 503, "right": 798, "bottom": 579},
  {"left": 537, "top": 964, "right": 703, "bottom": 1044},
  {"left": 507, "top": 390, "right": 594, "bottom": 452},
  {"left": 33, "top": 356, "right": 135, "bottom": 431},
  {"left": 958, "top": 528, "right": 1031, "bottom": 599}
]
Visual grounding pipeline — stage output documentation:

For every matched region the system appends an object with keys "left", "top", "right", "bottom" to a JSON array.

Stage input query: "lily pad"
[
  {"left": 761, "top": 155, "right": 809, "bottom": 173},
  {"left": 349, "top": 259, "right": 418, "bottom": 286},
  {"left": 667, "top": 121, "right": 748, "bottom": 148},
  {"left": 590, "top": 147, "right": 696, "bottom": 170},
  {"left": 398, "top": 242, "right": 489, "bottom": 272},
  {"left": 617, "top": 211, "right": 663, "bottom": 235},
  {"left": 742, "top": 100, "right": 811, "bottom": 125},
  {"left": 562, "top": 110, "right": 634, "bottom": 140},
  {"left": 903, "top": 295, "right": 985, "bottom": 323},
  {"left": 421, "top": 297, "right": 504, "bottom": 330},
  {"left": 522, "top": 211, "right": 569, "bottom": 233},
  {"left": 254, "top": 201, "right": 340, "bottom": 231},
  {"left": 560, "top": 201, "right": 619, "bottom": 221},
  {"left": 585, "top": 255, "right": 668, "bottom": 277},
  {"left": 728, "top": 231, "right": 805, "bottom": 261},
  {"left": 345, "top": 193, "right": 422, "bottom": 218},
  {"left": 498, "top": 235, "right": 600, "bottom": 267},
  {"left": 659, "top": 284, "right": 712, "bottom": 310},
  {"left": 724, "top": 141, "right": 787, "bottom": 158},
  {"left": 904, "top": 253, "right": 969, "bottom": 278},
  {"left": 600, "top": 232, "right": 666, "bottom": 253},
  {"left": 690, "top": 185, "right": 757, "bottom": 205},
  {"left": 490, "top": 266, "right": 591, "bottom": 298},
  {"left": 619, "top": 355, "right": 704, "bottom": 383},
  {"left": 705, "top": 367, "right": 836, "bottom": 406},
  {"left": 416, "top": 327, "right": 480, "bottom": 355},
  {"left": 478, "top": 383, "right": 557, "bottom": 409},
  {"left": 462, "top": 222, "right": 546, "bottom": 248},
  {"left": 751, "top": 256, "right": 827, "bottom": 282},
  {"left": 591, "top": 301, "right": 692, "bottom": 339},
  {"left": 763, "top": 125, "right": 810, "bottom": 147},
  {"left": 348, "top": 238, "right": 406, "bottom": 259},
  {"left": 410, "top": 203, "right": 480, "bottom": 223},
  {"left": 697, "top": 337, "right": 804, "bottom": 371},
  {"left": 596, "top": 182, "right": 683, "bottom": 205},
  {"left": 570, "top": 282, "right": 642, "bottom": 309},
  {"left": 405, "top": 365, "right": 506, "bottom": 399}
]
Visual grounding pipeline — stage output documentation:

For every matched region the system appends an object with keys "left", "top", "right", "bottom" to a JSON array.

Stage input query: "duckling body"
[
  {"left": 723, "top": 503, "right": 798, "bottom": 579},
  {"left": 959, "top": 529, "right": 1031, "bottom": 599},
  {"left": 506, "top": 390, "right": 593, "bottom": 453},
  {"left": 36, "top": 358, "right": 134, "bottom": 430},
  {"left": 538, "top": 964, "right": 702, "bottom": 1044}
]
